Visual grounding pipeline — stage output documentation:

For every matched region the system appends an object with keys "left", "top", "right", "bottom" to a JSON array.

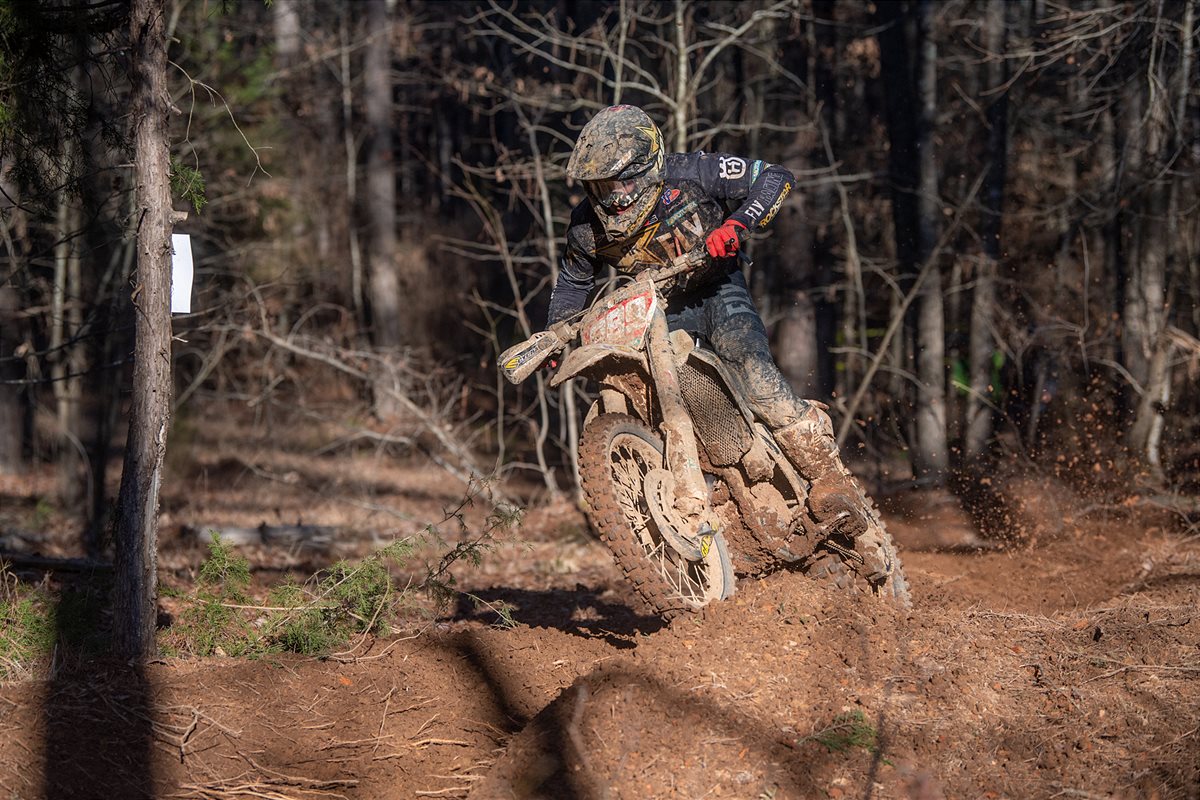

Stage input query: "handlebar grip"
[{"left": 498, "top": 329, "right": 564, "bottom": 384}]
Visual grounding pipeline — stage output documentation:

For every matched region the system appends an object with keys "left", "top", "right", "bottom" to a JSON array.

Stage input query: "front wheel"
[{"left": 579, "top": 413, "right": 735, "bottom": 619}]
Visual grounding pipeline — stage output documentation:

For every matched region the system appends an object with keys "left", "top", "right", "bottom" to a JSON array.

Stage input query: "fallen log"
[
  {"left": 184, "top": 523, "right": 337, "bottom": 550},
  {"left": 0, "top": 553, "right": 112, "bottom": 572}
]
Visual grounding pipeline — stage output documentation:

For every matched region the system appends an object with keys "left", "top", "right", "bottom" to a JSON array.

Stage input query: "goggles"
[{"left": 585, "top": 166, "right": 654, "bottom": 212}]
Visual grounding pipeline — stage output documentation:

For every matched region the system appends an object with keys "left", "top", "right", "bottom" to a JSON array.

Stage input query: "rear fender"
[{"left": 549, "top": 344, "right": 647, "bottom": 388}]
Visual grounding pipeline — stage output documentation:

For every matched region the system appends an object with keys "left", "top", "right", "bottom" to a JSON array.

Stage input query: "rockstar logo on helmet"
[{"left": 636, "top": 124, "right": 662, "bottom": 156}]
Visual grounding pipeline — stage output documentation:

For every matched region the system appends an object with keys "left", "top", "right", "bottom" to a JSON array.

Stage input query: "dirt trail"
[{"left": 2, "top": 490, "right": 1197, "bottom": 800}]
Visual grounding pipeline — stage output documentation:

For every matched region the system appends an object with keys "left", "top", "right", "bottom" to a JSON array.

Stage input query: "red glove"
[{"left": 705, "top": 219, "right": 746, "bottom": 259}]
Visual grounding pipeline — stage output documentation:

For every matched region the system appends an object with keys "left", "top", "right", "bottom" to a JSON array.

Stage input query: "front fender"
[{"left": 549, "top": 344, "right": 647, "bottom": 388}]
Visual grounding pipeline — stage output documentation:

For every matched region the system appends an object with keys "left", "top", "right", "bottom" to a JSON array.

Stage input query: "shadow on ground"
[
  {"left": 41, "top": 575, "right": 155, "bottom": 800},
  {"left": 452, "top": 585, "right": 666, "bottom": 647}
]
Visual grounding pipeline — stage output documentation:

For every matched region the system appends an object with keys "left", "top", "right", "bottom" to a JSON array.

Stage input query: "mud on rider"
[{"left": 545, "top": 104, "right": 867, "bottom": 534}]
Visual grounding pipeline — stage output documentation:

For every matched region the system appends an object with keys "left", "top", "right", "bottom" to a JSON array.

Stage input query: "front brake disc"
[{"left": 643, "top": 468, "right": 707, "bottom": 561}]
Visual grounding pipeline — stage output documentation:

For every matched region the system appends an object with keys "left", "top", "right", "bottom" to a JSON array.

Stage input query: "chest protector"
[{"left": 594, "top": 181, "right": 732, "bottom": 294}]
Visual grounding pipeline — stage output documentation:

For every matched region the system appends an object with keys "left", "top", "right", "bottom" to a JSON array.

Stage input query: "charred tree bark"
[
  {"left": 965, "top": 0, "right": 1010, "bottom": 461},
  {"left": 113, "top": 0, "right": 172, "bottom": 661}
]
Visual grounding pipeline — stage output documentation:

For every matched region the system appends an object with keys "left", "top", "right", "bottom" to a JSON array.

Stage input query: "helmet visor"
[{"left": 585, "top": 166, "right": 656, "bottom": 213}]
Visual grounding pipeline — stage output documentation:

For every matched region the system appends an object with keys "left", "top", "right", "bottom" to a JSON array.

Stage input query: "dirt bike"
[{"left": 499, "top": 248, "right": 910, "bottom": 618}]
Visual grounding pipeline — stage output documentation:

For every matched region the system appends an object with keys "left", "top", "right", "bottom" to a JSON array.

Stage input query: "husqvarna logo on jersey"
[{"left": 718, "top": 156, "right": 746, "bottom": 180}]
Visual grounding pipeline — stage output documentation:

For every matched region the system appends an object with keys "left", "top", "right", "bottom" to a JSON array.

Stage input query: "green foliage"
[
  {"left": 0, "top": 579, "right": 56, "bottom": 680},
  {"left": 161, "top": 493, "right": 522, "bottom": 660},
  {"left": 198, "top": 532, "right": 251, "bottom": 595},
  {"left": 421, "top": 501, "right": 523, "bottom": 613},
  {"left": 170, "top": 156, "right": 208, "bottom": 214},
  {"left": 163, "top": 534, "right": 257, "bottom": 657},
  {"left": 324, "top": 559, "right": 392, "bottom": 633},
  {"left": 174, "top": 594, "right": 256, "bottom": 658},
  {"left": 262, "top": 538, "right": 419, "bottom": 654},
  {"left": 462, "top": 591, "right": 518, "bottom": 630},
  {"left": 30, "top": 497, "right": 53, "bottom": 531},
  {"left": 0, "top": 568, "right": 105, "bottom": 680},
  {"left": 267, "top": 581, "right": 333, "bottom": 655},
  {"left": 162, "top": 534, "right": 422, "bottom": 658},
  {"left": 0, "top": 0, "right": 126, "bottom": 208},
  {"left": 0, "top": 4, "right": 14, "bottom": 137},
  {"left": 805, "top": 710, "right": 882, "bottom": 757}
]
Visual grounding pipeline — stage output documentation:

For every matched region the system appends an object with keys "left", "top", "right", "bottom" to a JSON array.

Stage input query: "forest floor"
[{"left": 0, "top": 398, "right": 1198, "bottom": 799}]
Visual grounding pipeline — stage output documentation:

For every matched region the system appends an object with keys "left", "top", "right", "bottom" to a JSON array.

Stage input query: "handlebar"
[
  {"left": 648, "top": 247, "right": 710, "bottom": 283},
  {"left": 497, "top": 247, "right": 713, "bottom": 385},
  {"left": 557, "top": 247, "right": 709, "bottom": 339}
]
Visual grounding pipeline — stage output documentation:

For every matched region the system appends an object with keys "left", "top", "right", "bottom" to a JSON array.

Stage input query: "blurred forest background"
[{"left": 2, "top": 0, "right": 1199, "bottom": 555}]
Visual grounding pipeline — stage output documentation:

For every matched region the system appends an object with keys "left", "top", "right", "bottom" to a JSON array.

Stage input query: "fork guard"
[{"left": 549, "top": 344, "right": 648, "bottom": 388}]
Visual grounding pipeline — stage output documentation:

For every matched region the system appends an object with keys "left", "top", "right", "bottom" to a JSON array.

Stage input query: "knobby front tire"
[{"left": 579, "top": 413, "right": 735, "bottom": 620}]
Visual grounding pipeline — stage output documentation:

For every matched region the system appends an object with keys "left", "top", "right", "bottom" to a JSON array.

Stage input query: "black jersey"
[{"left": 546, "top": 152, "right": 794, "bottom": 326}]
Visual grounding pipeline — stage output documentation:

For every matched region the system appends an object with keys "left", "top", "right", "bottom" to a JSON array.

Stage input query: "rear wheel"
[
  {"left": 803, "top": 488, "right": 911, "bottom": 608},
  {"left": 579, "top": 413, "right": 734, "bottom": 619}
]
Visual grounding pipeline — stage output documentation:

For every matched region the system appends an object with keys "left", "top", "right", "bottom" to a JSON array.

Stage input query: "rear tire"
[
  {"left": 804, "top": 489, "right": 911, "bottom": 608},
  {"left": 579, "top": 413, "right": 735, "bottom": 619}
]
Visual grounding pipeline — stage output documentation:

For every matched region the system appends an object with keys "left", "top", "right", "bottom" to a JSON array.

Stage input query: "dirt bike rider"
[{"left": 546, "top": 104, "right": 868, "bottom": 535}]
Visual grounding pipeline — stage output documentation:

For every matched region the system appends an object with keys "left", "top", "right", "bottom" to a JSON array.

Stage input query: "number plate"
[{"left": 580, "top": 289, "right": 657, "bottom": 349}]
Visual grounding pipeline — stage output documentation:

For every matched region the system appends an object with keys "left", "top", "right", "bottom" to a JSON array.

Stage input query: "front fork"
[{"left": 644, "top": 307, "right": 715, "bottom": 530}]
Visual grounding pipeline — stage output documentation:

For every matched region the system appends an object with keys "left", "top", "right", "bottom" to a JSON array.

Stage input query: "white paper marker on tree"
[{"left": 171, "top": 233, "right": 193, "bottom": 313}]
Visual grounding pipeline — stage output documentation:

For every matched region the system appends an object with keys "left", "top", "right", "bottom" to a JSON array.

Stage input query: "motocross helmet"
[{"left": 567, "top": 105, "right": 664, "bottom": 241}]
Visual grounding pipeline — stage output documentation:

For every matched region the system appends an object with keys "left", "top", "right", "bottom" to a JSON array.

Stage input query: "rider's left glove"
[{"left": 705, "top": 219, "right": 746, "bottom": 259}]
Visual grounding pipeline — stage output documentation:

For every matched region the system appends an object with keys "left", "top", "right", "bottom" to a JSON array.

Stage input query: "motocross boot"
[{"left": 773, "top": 404, "right": 869, "bottom": 536}]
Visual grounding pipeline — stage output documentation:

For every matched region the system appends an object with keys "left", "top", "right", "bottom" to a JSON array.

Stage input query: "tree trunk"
[
  {"left": 113, "top": 0, "right": 173, "bottom": 661},
  {"left": 672, "top": 0, "right": 689, "bottom": 152},
  {"left": 768, "top": 16, "right": 819, "bottom": 398},
  {"left": 810, "top": 0, "right": 838, "bottom": 399},
  {"left": 965, "top": 0, "right": 1009, "bottom": 460},
  {"left": 912, "top": 0, "right": 949, "bottom": 482},
  {"left": 1128, "top": 1, "right": 1191, "bottom": 464},
  {"left": 50, "top": 191, "right": 77, "bottom": 449},
  {"left": 272, "top": 0, "right": 300, "bottom": 63},
  {"left": 877, "top": 0, "right": 919, "bottom": 426},
  {"left": 0, "top": 286, "right": 21, "bottom": 474},
  {"left": 364, "top": 0, "right": 402, "bottom": 417},
  {"left": 1116, "top": 73, "right": 1146, "bottom": 393},
  {"left": 365, "top": 0, "right": 400, "bottom": 349},
  {"left": 775, "top": 290, "right": 821, "bottom": 398},
  {"left": 1129, "top": 331, "right": 1171, "bottom": 480},
  {"left": 272, "top": 0, "right": 305, "bottom": 334},
  {"left": 339, "top": 6, "right": 365, "bottom": 322},
  {"left": 52, "top": 66, "right": 86, "bottom": 493},
  {"left": 0, "top": 166, "right": 25, "bottom": 475}
]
